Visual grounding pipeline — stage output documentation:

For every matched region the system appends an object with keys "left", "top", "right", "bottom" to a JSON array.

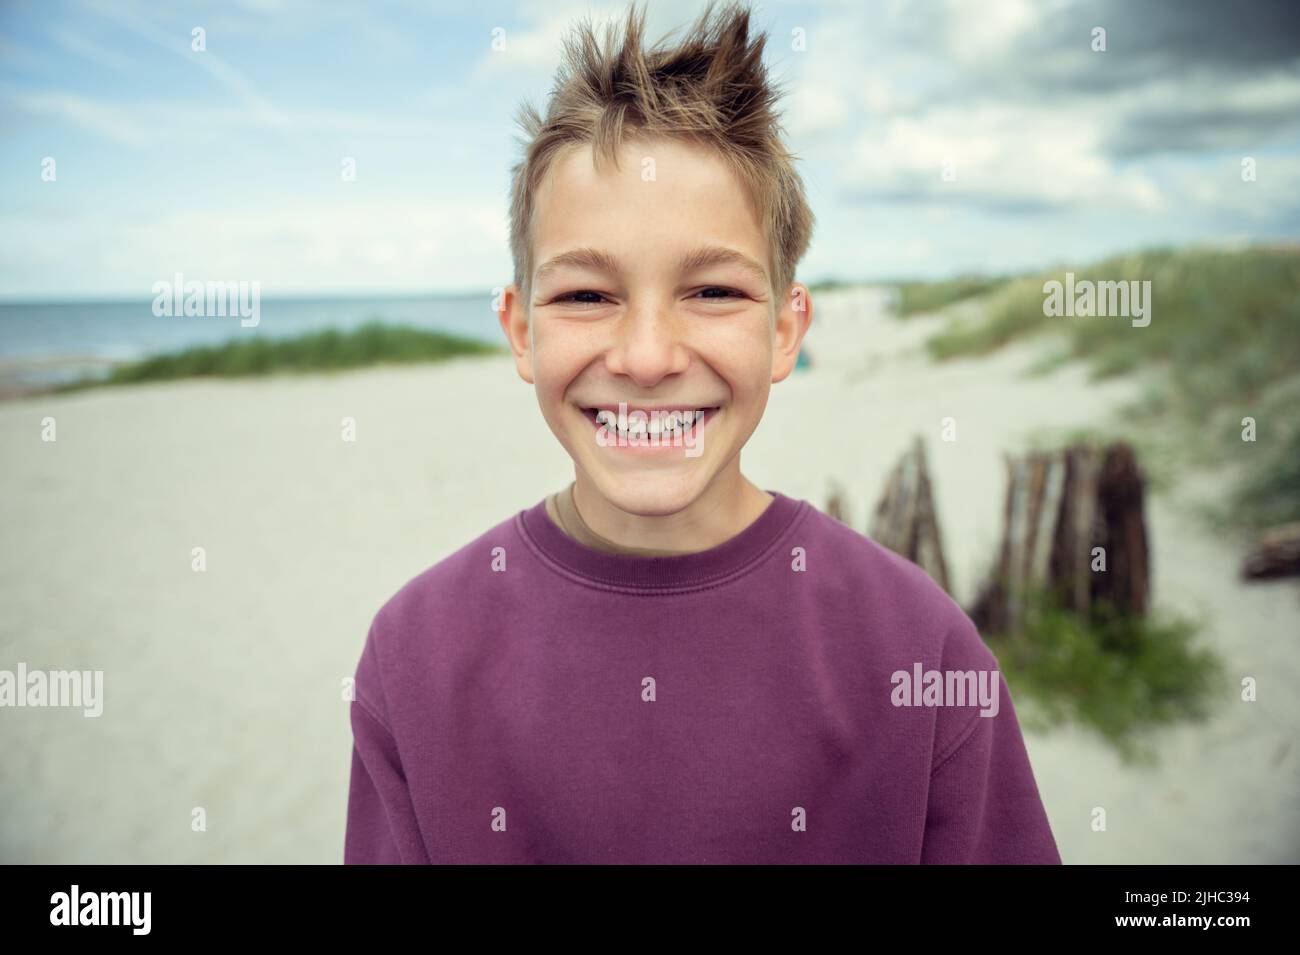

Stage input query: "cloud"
[
  {"left": 48, "top": 28, "right": 136, "bottom": 73},
  {"left": 795, "top": 0, "right": 1300, "bottom": 218},
  {"left": 844, "top": 104, "right": 1163, "bottom": 213},
  {"left": 1102, "top": 70, "right": 1300, "bottom": 157},
  {"left": 84, "top": 0, "right": 285, "bottom": 126},
  {"left": 2, "top": 88, "right": 153, "bottom": 147},
  {"left": 0, "top": 85, "right": 450, "bottom": 148},
  {"left": 0, "top": 195, "right": 512, "bottom": 296}
]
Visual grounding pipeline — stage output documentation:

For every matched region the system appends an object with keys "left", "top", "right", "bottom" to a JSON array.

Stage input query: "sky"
[{"left": 1, "top": 0, "right": 1298, "bottom": 300}]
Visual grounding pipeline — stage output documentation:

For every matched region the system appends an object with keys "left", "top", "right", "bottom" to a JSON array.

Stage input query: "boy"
[{"left": 344, "top": 1, "right": 1061, "bottom": 864}]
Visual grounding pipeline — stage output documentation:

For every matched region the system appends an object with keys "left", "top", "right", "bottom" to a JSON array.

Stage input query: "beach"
[{"left": 1, "top": 286, "right": 1296, "bottom": 863}]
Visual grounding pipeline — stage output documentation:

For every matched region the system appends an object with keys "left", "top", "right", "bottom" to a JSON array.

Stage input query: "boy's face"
[{"left": 499, "top": 136, "right": 810, "bottom": 517}]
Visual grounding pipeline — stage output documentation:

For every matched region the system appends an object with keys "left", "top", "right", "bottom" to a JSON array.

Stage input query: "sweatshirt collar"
[{"left": 517, "top": 489, "right": 808, "bottom": 594}]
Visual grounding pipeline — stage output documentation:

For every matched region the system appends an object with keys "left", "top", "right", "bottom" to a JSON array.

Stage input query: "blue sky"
[{"left": 1, "top": 0, "right": 1298, "bottom": 299}]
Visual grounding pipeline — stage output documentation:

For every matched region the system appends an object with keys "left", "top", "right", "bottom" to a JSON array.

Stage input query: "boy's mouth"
[{"left": 577, "top": 403, "right": 720, "bottom": 442}]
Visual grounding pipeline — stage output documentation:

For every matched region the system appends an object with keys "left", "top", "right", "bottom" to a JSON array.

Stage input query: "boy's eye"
[
  {"left": 695, "top": 286, "right": 743, "bottom": 300},
  {"left": 552, "top": 290, "right": 610, "bottom": 306},
  {"left": 550, "top": 287, "right": 745, "bottom": 305}
]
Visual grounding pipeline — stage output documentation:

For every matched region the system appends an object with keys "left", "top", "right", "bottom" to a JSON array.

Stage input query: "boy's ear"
[
  {"left": 771, "top": 283, "right": 812, "bottom": 384},
  {"left": 497, "top": 283, "right": 535, "bottom": 384}
]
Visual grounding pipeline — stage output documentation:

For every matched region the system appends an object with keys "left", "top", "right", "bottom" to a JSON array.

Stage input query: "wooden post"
[
  {"left": 1241, "top": 522, "right": 1300, "bottom": 579},
  {"left": 868, "top": 436, "right": 952, "bottom": 593},
  {"left": 970, "top": 441, "right": 1150, "bottom": 639},
  {"left": 825, "top": 481, "right": 851, "bottom": 526}
]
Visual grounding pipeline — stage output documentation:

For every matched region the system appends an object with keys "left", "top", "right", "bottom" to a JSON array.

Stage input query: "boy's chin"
[{"left": 578, "top": 466, "right": 717, "bottom": 518}]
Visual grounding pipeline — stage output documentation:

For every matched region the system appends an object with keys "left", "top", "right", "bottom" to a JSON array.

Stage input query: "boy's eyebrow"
[
  {"left": 535, "top": 247, "right": 623, "bottom": 284},
  {"left": 677, "top": 246, "right": 769, "bottom": 284},
  {"left": 534, "top": 246, "right": 768, "bottom": 284}
]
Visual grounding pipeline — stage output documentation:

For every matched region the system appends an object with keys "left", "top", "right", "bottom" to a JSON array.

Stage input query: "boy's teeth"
[{"left": 595, "top": 408, "right": 710, "bottom": 433}]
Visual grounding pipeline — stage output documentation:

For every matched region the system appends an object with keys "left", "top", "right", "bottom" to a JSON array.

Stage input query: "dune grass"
[
  {"left": 807, "top": 277, "right": 857, "bottom": 294},
  {"left": 925, "top": 246, "right": 1300, "bottom": 397},
  {"left": 1226, "top": 402, "right": 1300, "bottom": 529},
  {"left": 894, "top": 275, "right": 1006, "bottom": 316},
  {"left": 60, "top": 322, "right": 503, "bottom": 391},
  {"left": 916, "top": 245, "right": 1300, "bottom": 529},
  {"left": 989, "top": 595, "right": 1223, "bottom": 762}
]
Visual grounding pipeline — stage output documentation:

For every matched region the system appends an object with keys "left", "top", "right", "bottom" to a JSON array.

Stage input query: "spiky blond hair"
[{"left": 507, "top": 0, "right": 814, "bottom": 304}]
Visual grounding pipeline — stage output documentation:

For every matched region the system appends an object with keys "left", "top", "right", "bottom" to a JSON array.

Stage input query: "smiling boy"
[{"left": 344, "top": 1, "right": 1061, "bottom": 864}]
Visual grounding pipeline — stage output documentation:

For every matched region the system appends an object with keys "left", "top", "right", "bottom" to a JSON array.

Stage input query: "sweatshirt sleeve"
[
  {"left": 920, "top": 623, "right": 1063, "bottom": 864},
  {"left": 343, "top": 624, "right": 430, "bottom": 864}
]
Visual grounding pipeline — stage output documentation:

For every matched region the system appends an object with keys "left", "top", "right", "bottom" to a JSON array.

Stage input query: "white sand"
[{"left": 1, "top": 287, "right": 1296, "bottom": 863}]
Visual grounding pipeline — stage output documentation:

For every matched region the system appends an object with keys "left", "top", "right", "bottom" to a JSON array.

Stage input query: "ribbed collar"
[{"left": 517, "top": 489, "right": 808, "bottom": 594}]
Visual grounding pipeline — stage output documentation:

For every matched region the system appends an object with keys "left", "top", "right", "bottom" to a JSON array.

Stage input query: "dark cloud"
[
  {"left": 963, "top": 0, "right": 1300, "bottom": 92},
  {"left": 1107, "top": 99, "right": 1300, "bottom": 157},
  {"left": 899, "top": 0, "right": 1300, "bottom": 157},
  {"left": 844, "top": 187, "right": 1062, "bottom": 216},
  {"left": 1087, "top": 0, "right": 1300, "bottom": 73}
]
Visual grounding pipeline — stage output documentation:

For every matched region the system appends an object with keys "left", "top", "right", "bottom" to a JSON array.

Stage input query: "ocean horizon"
[{"left": 0, "top": 292, "right": 505, "bottom": 392}]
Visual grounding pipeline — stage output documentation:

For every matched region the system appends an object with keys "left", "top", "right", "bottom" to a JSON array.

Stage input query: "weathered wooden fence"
[
  {"left": 1241, "top": 522, "right": 1300, "bottom": 579},
  {"left": 969, "top": 441, "right": 1150, "bottom": 638},
  {"left": 868, "top": 436, "right": 951, "bottom": 593},
  {"left": 834, "top": 437, "right": 1154, "bottom": 640}
]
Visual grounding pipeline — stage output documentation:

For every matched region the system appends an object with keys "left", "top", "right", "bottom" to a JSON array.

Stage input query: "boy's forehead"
[
  {"left": 542, "top": 136, "right": 732, "bottom": 187},
  {"left": 532, "top": 137, "right": 768, "bottom": 277}
]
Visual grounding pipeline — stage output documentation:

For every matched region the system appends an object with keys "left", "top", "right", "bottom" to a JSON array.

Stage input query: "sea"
[{"left": 0, "top": 293, "right": 503, "bottom": 393}]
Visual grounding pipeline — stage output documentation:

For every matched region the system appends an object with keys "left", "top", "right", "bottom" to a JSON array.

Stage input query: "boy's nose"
[{"left": 604, "top": 303, "right": 689, "bottom": 387}]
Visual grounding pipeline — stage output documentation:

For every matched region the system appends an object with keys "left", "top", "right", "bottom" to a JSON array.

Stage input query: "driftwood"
[
  {"left": 969, "top": 441, "right": 1149, "bottom": 639},
  {"left": 869, "top": 437, "right": 951, "bottom": 593},
  {"left": 1241, "top": 522, "right": 1300, "bottom": 579},
  {"left": 825, "top": 482, "right": 851, "bottom": 525}
]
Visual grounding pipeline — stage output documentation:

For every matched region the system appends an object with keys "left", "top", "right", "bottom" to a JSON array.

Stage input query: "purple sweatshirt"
[{"left": 345, "top": 491, "right": 1062, "bottom": 864}]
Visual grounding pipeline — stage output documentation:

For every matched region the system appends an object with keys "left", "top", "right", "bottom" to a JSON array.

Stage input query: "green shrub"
[{"left": 62, "top": 322, "right": 502, "bottom": 390}]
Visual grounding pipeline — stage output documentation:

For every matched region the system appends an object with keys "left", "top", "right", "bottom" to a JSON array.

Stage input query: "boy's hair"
[{"left": 508, "top": 1, "right": 815, "bottom": 305}]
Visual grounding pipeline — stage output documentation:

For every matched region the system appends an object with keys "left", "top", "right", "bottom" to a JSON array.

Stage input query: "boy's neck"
[
  {"left": 549, "top": 469, "right": 774, "bottom": 555},
  {"left": 545, "top": 483, "right": 687, "bottom": 556}
]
